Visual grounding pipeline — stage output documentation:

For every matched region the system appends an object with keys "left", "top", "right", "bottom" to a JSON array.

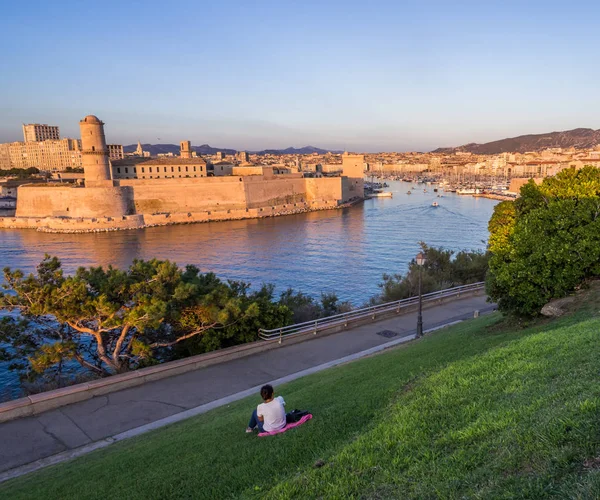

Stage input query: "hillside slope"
[
  {"left": 3, "top": 292, "right": 600, "bottom": 499},
  {"left": 434, "top": 128, "right": 600, "bottom": 154}
]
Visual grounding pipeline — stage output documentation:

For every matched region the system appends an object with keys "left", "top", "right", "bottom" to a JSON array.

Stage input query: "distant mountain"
[
  {"left": 253, "top": 146, "right": 344, "bottom": 155},
  {"left": 194, "top": 144, "right": 237, "bottom": 155},
  {"left": 123, "top": 144, "right": 342, "bottom": 156},
  {"left": 433, "top": 128, "right": 600, "bottom": 155}
]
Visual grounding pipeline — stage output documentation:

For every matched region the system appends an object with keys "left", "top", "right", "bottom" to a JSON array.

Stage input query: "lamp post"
[{"left": 415, "top": 251, "right": 426, "bottom": 337}]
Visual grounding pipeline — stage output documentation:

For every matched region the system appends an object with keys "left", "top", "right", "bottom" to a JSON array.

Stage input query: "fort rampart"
[
  {"left": 0, "top": 199, "right": 352, "bottom": 233},
  {"left": 1, "top": 115, "right": 364, "bottom": 233}
]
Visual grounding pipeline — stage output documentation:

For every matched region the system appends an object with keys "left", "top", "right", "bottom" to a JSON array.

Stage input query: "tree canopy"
[
  {"left": 0, "top": 256, "right": 291, "bottom": 380},
  {"left": 486, "top": 166, "right": 600, "bottom": 316}
]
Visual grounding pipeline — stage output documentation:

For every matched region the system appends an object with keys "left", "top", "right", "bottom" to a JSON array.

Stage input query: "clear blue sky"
[{"left": 1, "top": 0, "right": 599, "bottom": 152}]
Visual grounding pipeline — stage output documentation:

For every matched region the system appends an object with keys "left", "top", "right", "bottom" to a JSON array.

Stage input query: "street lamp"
[{"left": 415, "top": 251, "right": 426, "bottom": 337}]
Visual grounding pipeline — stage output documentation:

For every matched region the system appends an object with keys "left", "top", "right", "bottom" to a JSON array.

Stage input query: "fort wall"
[
  {"left": 0, "top": 200, "right": 349, "bottom": 232},
  {"left": 15, "top": 185, "right": 135, "bottom": 218},
  {"left": 0, "top": 114, "right": 365, "bottom": 233},
  {"left": 119, "top": 176, "right": 248, "bottom": 212}
]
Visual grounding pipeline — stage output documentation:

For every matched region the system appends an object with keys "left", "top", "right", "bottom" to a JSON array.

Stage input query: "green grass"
[{"left": 3, "top": 297, "right": 600, "bottom": 499}]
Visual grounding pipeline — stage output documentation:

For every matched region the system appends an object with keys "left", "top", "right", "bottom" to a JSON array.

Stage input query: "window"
[
  {"left": 171, "top": 166, "right": 174, "bottom": 172},
  {"left": 125, "top": 168, "right": 128, "bottom": 174},
  {"left": 117, "top": 167, "right": 121, "bottom": 173},
  {"left": 149, "top": 167, "right": 152, "bottom": 173},
  {"left": 141, "top": 167, "right": 145, "bottom": 173},
  {"left": 185, "top": 166, "right": 188, "bottom": 172},
  {"left": 164, "top": 167, "right": 167, "bottom": 172},
  {"left": 193, "top": 166, "right": 196, "bottom": 171},
  {"left": 133, "top": 167, "right": 137, "bottom": 173},
  {"left": 178, "top": 166, "right": 181, "bottom": 172}
]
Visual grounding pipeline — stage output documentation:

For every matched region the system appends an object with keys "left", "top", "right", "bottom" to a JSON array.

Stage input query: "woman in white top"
[{"left": 246, "top": 384, "right": 286, "bottom": 433}]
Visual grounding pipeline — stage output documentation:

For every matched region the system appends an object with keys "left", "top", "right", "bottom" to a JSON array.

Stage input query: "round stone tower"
[{"left": 80, "top": 115, "right": 113, "bottom": 187}]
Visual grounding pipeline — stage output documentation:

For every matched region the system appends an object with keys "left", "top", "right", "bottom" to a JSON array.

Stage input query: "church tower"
[
  {"left": 180, "top": 140, "right": 192, "bottom": 158},
  {"left": 136, "top": 141, "right": 143, "bottom": 156},
  {"left": 79, "top": 115, "right": 113, "bottom": 187}
]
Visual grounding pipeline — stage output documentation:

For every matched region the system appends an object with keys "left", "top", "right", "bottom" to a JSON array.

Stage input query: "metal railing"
[{"left": 258, "top": 281, "right": 485, "bottom": 343}]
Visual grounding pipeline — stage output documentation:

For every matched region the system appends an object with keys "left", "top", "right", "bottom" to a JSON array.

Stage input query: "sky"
[{"left": 1, "top": 0, "right": 600, "bottom": 152}]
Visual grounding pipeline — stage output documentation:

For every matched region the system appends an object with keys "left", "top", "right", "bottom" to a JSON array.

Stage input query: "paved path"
[{"left": 0, "top": 295, "right": 492, "bottom": 476}]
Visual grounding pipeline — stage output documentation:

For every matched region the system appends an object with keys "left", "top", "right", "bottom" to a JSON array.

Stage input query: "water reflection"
[{"left": 1, "top": 181, "right": 497, "bottom": 305}]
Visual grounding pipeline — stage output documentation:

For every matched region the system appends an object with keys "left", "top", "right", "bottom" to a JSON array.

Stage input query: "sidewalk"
[{"left": 0, "top": 294, "right": 492, "bottom": 476}]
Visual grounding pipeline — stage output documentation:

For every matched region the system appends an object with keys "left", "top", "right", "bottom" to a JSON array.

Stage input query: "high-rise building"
[
  {"left": 237, "top": 151, "right": 250, "bottom": 163},
  {"left": 0, "top": 139, "right": 82, "bottom": 171},
  {"left": 108, "top": 144, "right": 124, "bottom": 161},
  {"left": 22, "top": 123, "right": 60, "bottom": 142}
]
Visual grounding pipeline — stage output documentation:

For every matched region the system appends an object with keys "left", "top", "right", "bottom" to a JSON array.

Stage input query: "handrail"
[{"left": 259, "top": 282, "right": 485, "bottom": 342}]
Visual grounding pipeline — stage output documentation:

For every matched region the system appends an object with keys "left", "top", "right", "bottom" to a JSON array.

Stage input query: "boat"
[
  {"left": 407, "top": 190, "right": 412, "bottom": 195},
  {"left": 456, "top": 188, "right": 479, "bottom": 195},
  {"left": 432, "top": 201, "right": 439, "bottom": 207},
  {"left": 433, "top": 188, "right": 438, "bottom": 192},
  {"left": 367, "top": 191, "right": 393, "bottom": 199}
]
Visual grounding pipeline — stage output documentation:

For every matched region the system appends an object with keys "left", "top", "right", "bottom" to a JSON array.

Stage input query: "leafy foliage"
[
  {"left": 486, "top": 166, "right": 600, "bottom": 316},
  {"left": 377, "top": 243, "right": 489, "bottom": 303},
  {"left": 0, "top": 256, "right": 289, "bottom": 379},
  {"left": 0, "top": 167, "right": 40, "bottom": 178},
  {"left": 278, "top": 289, "right": 352, "bottom": 324}
]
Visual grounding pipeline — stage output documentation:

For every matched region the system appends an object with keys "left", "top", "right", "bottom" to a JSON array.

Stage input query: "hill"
[
  {"left": 4, "top": 289, "right": 600, "bottom": 498},
  {"left": 123, "top": 144, "right": 342, "bottom": 156},
  {"left": 254, "top": 146, "right": 344, "bottom": 155},
  {"left": 433, "top": 128, "right": 600, "bottom": 154}
]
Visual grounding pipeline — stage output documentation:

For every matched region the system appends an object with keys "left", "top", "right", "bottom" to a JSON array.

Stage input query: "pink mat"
[{"left": 258, "top": 414, "right": 313, "bottom": 437}]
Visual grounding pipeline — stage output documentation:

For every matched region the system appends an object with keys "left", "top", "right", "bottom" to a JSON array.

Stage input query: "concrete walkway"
[{"left": 0, "top": 295, "right": 492, "bottom": 477}]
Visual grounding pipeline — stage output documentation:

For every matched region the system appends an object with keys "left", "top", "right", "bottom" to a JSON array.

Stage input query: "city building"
[
  {"left": 237, "top": 151, "right": 250, "bottom": 163},
  {"left": 22, "top": 123, "right": 60, "bottom": 142},
  {"left": 108, "top": 144, "right": 124, "bottom": 161},
  {"left": 0, "top": 139, "right": 82, "bottom": 171},
  {"left": 112, "top": 157, "right": 208, "bottom": 179}
]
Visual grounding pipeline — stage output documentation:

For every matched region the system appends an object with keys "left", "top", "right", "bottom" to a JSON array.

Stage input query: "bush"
[
  {"left": 376, "top": 244, "right": 489, "bottom": 303},
  {"left": 486, "top": 166, "right": 600, "bottom": 316}
]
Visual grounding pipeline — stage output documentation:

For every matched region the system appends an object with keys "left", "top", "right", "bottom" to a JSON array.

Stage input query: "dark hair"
[{"left": 260, "top": 384, "right": 274, "bottom": 401}]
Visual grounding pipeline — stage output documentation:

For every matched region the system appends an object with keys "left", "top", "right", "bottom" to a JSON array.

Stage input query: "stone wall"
[
  {"left": 119, "top": 176, "right": 248, "bottom": 212},
  {"left": 15, "top": 185, "right": 135, "bottom": 218},
  {"left": 4, "top": 174, "right": 364, "bottom": 233},
  {"left": 0, "top": 201, "right": 348, "bottom": 232},
  {"left": 119, "top": 175, "right": 344, "bottom": 214},
  {"left": 507, "top": 177, "right": 543, "bottom": 195}
]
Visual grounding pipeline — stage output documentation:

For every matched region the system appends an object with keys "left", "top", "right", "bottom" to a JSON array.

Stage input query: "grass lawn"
[{"left": 2, "top": 295, "right": 600, "bottom": 499}]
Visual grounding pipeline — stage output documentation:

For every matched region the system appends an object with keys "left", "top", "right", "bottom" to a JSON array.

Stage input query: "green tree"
[
  {"left": 377, "top": 243, "right": 488, "bottom": 303},
  {"left": 278, "top": 289, "right": 352, "bottom": 323},
  {"left": 486, "top": 166, "right": 600, "bottom": 316},
  {"left": 0, "top": 256, "right": 269, "bottom": 378}
]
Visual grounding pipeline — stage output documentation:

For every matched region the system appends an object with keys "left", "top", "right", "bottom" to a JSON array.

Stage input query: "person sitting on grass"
[{"left": 246, "top": 384, "right": 286, "bottom": 433}]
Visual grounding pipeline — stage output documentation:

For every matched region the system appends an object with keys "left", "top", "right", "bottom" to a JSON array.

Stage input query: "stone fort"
[{"left": 0, "top": 115, "right": 364, "bottom": 232}]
